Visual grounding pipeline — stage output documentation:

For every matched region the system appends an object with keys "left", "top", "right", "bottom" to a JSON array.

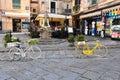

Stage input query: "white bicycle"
[{"left": 8, "top": 42, "right": 42, "bottom": 61}]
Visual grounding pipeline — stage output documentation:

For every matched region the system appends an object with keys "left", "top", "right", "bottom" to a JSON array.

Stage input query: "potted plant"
[
  {"left": 75, "top": 34, "right": 85, "bottom": 45},
  {"left": 68, "top": 35, "right": 75, "bottom": 47}
]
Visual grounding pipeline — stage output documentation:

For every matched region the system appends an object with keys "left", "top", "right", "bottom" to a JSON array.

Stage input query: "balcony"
[
  {"left": 88, "top": 4, "right": 98, "bottom": 10},
  {"left": 51, "top": 8, "right": 56, "bottom": 13},
  {"left": 73, "top": 5, "right": 80, "bottom": 13}
]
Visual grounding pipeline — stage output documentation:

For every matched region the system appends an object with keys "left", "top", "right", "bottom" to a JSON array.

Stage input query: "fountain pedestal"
[
  {"left": 38, "top": 27, "right": 52, "bottom": 39},
  {"left": 37, "top": 11, "right": 52, "bottom": 39}
]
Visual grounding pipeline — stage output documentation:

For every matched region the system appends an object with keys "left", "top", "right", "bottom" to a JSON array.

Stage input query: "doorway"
[
  {"left": 12, "top": 19, "right": 21, "bottom": 32},
  {"left": 0, "top": 21, "right": 2, "bottom": 30}
]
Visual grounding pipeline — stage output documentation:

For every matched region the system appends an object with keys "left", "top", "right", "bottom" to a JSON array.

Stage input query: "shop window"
[
  {"left": 12, "top": 0, "right": 21, "bottom": 9},
  {"left": 22, "top": 22, "right": 30, "bottom": 29}
]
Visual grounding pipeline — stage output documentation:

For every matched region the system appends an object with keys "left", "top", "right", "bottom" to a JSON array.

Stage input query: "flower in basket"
[
  {"left": 3, "top": 34, "right": 21, "bottom": 47},
  {"left": 76, "top": 34, "right": 84, "bottom": 41},
  {"left": 11, "top": 37, "right": 21, "bottom": 42},
  {"left": 27, "top": 38, "right": 39, "bottom": 46},
  {"left": 75, "top": 34, "right": 85, "bottom": 45}
]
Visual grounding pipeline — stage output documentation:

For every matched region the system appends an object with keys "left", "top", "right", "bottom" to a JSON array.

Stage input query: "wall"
[{"left": 0, "top": 0, "right": 30, "bottom": 31}]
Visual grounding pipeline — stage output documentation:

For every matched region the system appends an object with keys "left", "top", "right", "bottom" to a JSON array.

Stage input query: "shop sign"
[
  {"left": 68, "top": 27, "right": 73, "bottom": 33},
  {"left": 25, "top": 6, "right": 29, "bottom": 10},
  {"left": 110, "top": 25, "right": 120, "bottom": 39},
  {"left": 1, "top": 11, "right": 5, "bottom": 16},
  {"left": 106, "top": 15, "right": 120, "bottom": 20},
  {"left": 106, "top": 10, "right": 120, "bottom": 17}
]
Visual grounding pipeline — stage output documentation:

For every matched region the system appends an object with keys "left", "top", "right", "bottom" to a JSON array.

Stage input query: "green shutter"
[
  {"left": 92, "top": 0, "right": 97, "bottom": 5},
  {"left": 12, "top": 0, "right": 21, "bottom": 9}
]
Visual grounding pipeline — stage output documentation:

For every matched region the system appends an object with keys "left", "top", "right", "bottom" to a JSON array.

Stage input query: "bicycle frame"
[
  {"left": 82, "top": 41, "right": 102, "bottom": 55},
  {"left": 87, "top": 41, "right": 101, "bottom": 51},
  {"left": 19, "top": 45, "right": 34, "bottom": 58},
  {"left": 75, "top": 39, "right": 108, "bottom": 58},
  {"left": 8, "top": 38, "right": 42, "bottom": 60}
]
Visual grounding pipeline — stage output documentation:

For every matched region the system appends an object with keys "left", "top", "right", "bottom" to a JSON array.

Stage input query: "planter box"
[
  {"left": 77, "top": 41, "right": 86, "bottom": 45},
  {"left": 7, "top": 42, "right": 21, "bottom": 48}
]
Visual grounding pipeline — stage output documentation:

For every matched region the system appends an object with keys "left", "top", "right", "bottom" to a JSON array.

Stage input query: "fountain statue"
[{"left": 38, "top": 11, "right": 52, "bottom": 39}]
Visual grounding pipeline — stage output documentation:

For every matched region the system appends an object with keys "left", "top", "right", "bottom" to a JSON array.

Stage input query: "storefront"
[
  {"left": 1, "top": 12, "right": 30, "bottom": 32},
  {"left": 36, "top": 13, "right": 72, "bottom": 31},
  {"left": 105, "top": 10, "right": 120, "bottom": 37},
  {"left": 104, "top": 10, "right": 120, "bottom": 39},
  {"left": 79, "top": 2, "right": 120, "bottom": 38},
  {"left": 79, "top": 10, "right": 104, "bottom": 36},
  {"left": 81, "top": 15, "right": 103, "bottom": 36}
]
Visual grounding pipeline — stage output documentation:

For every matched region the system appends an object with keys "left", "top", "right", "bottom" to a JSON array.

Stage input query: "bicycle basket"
[{"left": 7, "top": 42, "right": 21, "bottom": 48}]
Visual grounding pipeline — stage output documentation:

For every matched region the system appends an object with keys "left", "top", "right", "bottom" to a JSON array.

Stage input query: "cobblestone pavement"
[
  {"left": 0, "top": 48, "right": 120, "bottom": 80},
  {"left": 0, "top": 33, "right": 120, "bottom": 80}
]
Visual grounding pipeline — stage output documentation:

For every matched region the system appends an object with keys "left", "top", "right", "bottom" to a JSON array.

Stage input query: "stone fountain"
[{"left": 38, "top": 11, "right": 52, "bottom": 39}]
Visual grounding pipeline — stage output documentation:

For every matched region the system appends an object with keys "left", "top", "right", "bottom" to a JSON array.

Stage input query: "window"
[
  {"left": 22, "top": 22, "right": 30, "bottom": 29},
  {"left": 89, "top": 0, "right": 97, "bottom": 5},
  {"left": 75, "top": 0, "right": 81, "bottom": 5},
  {"left": 33, "top": 9, "right": 36, "bottom": 13},
  {"left": 50, "top": 2, "right": 56, "bottom": 13},
  {"left": 12, "top": 0, "right": 21, "bottom": 9},
  {"left": 91, "top": 0, "right": 97, "bottom": 5}
]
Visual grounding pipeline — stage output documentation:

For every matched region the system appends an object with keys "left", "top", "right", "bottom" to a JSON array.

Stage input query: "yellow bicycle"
[{"left": 75, "top": 39, "right": 108, "bottom": 58}]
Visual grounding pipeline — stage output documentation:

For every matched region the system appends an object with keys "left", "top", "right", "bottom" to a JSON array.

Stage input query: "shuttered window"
[
  {"left": 12, "top": 0, "right": 21, "bottom": 9},
  {"left": 91, "top": 0, "right": 97, "bottom": 5}
]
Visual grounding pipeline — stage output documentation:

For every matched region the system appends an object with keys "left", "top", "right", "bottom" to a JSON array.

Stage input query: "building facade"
[
  {"left": 72, "top": 0, "right": 120, "bottom": 38},
  {"left": 35, "top": 0, "right": 72, "bottom": 31},
  {"left": 0, "top": 0, "right": 73, "bottom": 32},
  {"left": 0, "top": 0, "right": 30, "bottom": 32}
]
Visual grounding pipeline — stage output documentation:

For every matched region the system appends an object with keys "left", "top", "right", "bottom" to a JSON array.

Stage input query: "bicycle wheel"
[
  {"left": 94, "top": 45, "right": 108, "bottom": 58},
  {"left": 27, "top": 45, "right": 42, "bottom": 59},
  {"left": 9, "top": 47, "right": 22, "bottom": 60}
]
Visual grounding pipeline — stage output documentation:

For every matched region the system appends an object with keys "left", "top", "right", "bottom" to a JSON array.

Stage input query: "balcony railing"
[
  {"left": 51, "top": 8, "right": 55, "bottom": 13},
  {"left": 73, "top": 4, "right": 80, "bottom": 13}
]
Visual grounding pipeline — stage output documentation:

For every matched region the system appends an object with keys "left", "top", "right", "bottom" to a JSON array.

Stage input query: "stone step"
[{"left": 38, "top": 38, "right": 66, "bottom": 45}]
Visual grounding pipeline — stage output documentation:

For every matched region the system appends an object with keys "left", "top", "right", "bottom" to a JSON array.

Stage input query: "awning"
[
  {"left": 36, "top": 13, "right": 72, "bottom": 20},
  {"left": 80, "top": 11, "right": 101, "bottom": 19},
  {"left": 3, "top": 12, "right": 30, "bottom": 17}
]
